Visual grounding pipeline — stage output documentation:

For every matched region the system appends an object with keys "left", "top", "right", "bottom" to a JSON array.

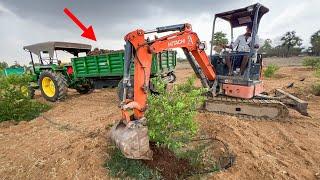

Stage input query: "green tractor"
[
  {"left": 24, "top": 41, "right": 93, "bottom": 102},
  {"left": 24, "top": 41, "right": 177, "bottom": 102}
]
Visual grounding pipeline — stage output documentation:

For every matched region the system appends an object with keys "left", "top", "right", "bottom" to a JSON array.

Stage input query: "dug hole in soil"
[{"left": 141, "top": 139, "right": 235, "bottom": 179}]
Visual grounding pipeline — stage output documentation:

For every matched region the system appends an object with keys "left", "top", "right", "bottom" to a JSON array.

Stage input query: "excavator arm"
[
  {"left": 111, "top": 23, "right": 217, "bottom": 160},
  {"left": 121, "top": 23, "right": 216, "bottom": 122}
]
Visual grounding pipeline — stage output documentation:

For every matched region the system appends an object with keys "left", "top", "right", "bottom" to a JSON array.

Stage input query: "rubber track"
[{"left": 204, "top": 96, "right": 289, "bottom": 120}]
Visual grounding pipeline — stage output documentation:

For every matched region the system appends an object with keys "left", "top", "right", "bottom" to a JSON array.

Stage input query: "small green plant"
[
  {"left": 315, "top": 68, "right": 320, "bottom": 78},
  {"left": 263, "top": 64, "right": 280, "bottom": 78},
  {"left": 105, "top": 148, "right": 161, "bottom": 179},
  {"left": 0, "top": 74, "right": 50, "bottom": 122},
  {"left": 311, "top": 83, "right": 320, "bottom": 96},
  {"left": 302, "top": 57, "right": 320, "bottom": 69},
  {"left": 146, "top": 76, "right": 206, "bottom": 151}
]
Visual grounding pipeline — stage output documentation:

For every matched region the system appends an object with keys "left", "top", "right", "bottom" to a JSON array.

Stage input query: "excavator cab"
[
  {"left": 206, "top": 3, "right": 308, "bottom": 115},
  {"left": 210, "top": 3, "right": 269, "bottom": 96}
]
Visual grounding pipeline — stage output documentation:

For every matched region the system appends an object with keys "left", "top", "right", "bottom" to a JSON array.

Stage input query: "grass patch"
[
  {"left": 315, "top": 68, "right": 320, "bottom": 78},
  {"left": 311, "top": 83, "right": 320, "bottom": 96},
  {"left": 175, "top": 140, "right": 225, "bottom": 175},
  {"left": 263, "top": 64, "right": 280, "bottom": 78},
  {"left": 105, "top": 147, "right": 161, "bottom": 179},
  {"left": 0, "top": 100, "right": 50, "bottom": 122},
  {"left": 302, "top": 56, "right": 320, "bottom": 69}
]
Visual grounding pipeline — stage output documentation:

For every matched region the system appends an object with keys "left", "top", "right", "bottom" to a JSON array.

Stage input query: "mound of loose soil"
[
  {"left": 88, "top": 48, "right": 124, "bottom": 56},
  {"left": 142, "top": 143, "right": 194, "bottom": 179}
]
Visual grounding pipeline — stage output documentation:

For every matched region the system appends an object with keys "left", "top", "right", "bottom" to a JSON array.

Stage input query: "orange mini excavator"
[{"left": 111, "top": 4, "right": 308, "bottom": 160}]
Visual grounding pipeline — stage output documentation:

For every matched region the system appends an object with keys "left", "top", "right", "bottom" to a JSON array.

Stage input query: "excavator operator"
[{"left": 224, "top": 24, "right": 260, "bottom": 75}]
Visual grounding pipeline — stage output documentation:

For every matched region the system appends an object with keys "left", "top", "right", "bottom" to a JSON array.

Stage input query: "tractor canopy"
[
  {"left": 23, "top": 41, "right": 92, "bottom": 58},
  {"left": 215, "top": 3, "right": 269, "bottom": 28}
]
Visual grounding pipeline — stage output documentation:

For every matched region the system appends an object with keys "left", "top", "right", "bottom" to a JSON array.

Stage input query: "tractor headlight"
[{"left": 198, "top": 41, "right": 207, "bottom": 50}]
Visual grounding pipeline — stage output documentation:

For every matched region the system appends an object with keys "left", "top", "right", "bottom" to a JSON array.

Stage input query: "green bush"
[
  {"left": 315, "top": 68, "right": 320, "bottom": 78},
  {"left": 146, "top": 76, "right": 205, "bottom": 151},
  {"left": 0, "top": 75, "right": 50, "bottom": 122},
  {"left": 302, "top": 57, "right": 320, "bottom": 69},
  {"left": 311, "top": 83, "right": 320, "bottom": 96},
  {"left": 263, "top": 64, "right": 280, "bottom": 78}
]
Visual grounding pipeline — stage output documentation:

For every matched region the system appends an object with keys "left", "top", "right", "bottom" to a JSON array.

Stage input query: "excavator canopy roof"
[
  {"left": 215, "top": 3, "right": 269, "bottom": 28},
  {"left": 23, "top": 41, "right": 92, "bottom": 58}
]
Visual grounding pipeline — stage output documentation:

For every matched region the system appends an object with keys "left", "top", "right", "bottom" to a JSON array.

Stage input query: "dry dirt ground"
[{"left": 1, "top": 57, "right": 320, "bottom": 180}]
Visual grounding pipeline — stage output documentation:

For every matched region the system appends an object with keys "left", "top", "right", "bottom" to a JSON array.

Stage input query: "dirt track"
[{"left": 1, "top": 58, "right": 320, "bottom": 179}]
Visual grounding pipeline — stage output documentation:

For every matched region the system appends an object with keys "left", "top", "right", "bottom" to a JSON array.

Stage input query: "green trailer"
[{"left": 71, "top": 50, "right": 176, "bottom": 88}]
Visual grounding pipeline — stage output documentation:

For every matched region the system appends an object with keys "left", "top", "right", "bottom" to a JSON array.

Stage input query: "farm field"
[{"left": 0, "top": 57, "right": 320, "bottom": 179}]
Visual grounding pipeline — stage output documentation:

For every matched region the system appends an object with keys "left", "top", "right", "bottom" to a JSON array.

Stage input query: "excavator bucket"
[{"left": 110, "top": 120, "right": 153, "bottom": 160}]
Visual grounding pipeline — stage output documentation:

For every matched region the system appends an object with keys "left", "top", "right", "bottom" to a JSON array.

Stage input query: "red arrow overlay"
[{"left": 64, "top": 8, "right": 97, "bottom": 41}]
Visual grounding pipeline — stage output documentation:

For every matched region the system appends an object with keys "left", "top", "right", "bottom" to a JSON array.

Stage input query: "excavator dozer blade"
[
  {"left": 110, "top": 121, "right": 153, "bottom": 160},
  {"left": 274, "top": 89, "right": 308, "bottom": 116}
]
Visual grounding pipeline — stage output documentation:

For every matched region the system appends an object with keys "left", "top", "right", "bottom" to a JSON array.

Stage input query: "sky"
[{"left": 0, "top": 0, "right": 319, "bottom": 65}]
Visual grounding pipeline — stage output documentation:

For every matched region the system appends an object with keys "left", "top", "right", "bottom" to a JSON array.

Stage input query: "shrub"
[
  {"left": 0, "top": 75, "right": 50, "bottom": 122},
  {"left": 146, "top": 76, "right": 206, "bottom": 151},
  {"left": 315, "top": 68, "right": 320, "bottom": 78},
  {"left": 302, "top": 57, "right": 320, "bottom": 69},
  {"left": 311, "top": 83, "right": 320, "bottom": 96},
  {"left": 263, "top": 64, "right": 280, "bottom": 78}
]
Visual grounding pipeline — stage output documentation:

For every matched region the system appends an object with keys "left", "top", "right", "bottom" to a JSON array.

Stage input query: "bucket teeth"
[{"left": 110, "top": 120, "right": 153, "bottom": 160}]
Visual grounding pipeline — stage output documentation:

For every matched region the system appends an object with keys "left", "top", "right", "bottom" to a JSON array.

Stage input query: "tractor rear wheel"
[{"left": 39, "top": 70, "right": 68, "bottom": 102}]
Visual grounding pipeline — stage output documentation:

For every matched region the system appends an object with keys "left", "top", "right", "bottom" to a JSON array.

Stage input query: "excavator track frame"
[{"left": 204, "top": 96, "right": 289, "bottom": 120}]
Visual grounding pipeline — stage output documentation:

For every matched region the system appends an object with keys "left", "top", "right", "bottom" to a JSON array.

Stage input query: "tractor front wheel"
[
  {"left": 39, "top": 70, "right": 68, "bottom": 102},
  {"left": 20, "top": 85, "right": 35, "bottom": 99}
]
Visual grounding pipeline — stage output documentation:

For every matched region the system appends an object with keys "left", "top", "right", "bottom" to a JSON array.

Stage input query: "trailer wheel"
[
  {"left": 117, "top": 79, "right": 134, "bottom": 101},
  {"left": 39, "top": 70, "right": 68, "bottom": 102},
  {"left": 167, "top": 72, "right": 176, "bottom": 83},
  {"left": 76, "top": 85, "right": 92, "bottom": 94},
  {"left": 117, "top": 78, "right": 160, "bottom": 101}
]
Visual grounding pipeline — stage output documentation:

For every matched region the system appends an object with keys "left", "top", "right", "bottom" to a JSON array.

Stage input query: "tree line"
[{"left": 213, "top": 30, "right": 320, "bottom": 57}]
